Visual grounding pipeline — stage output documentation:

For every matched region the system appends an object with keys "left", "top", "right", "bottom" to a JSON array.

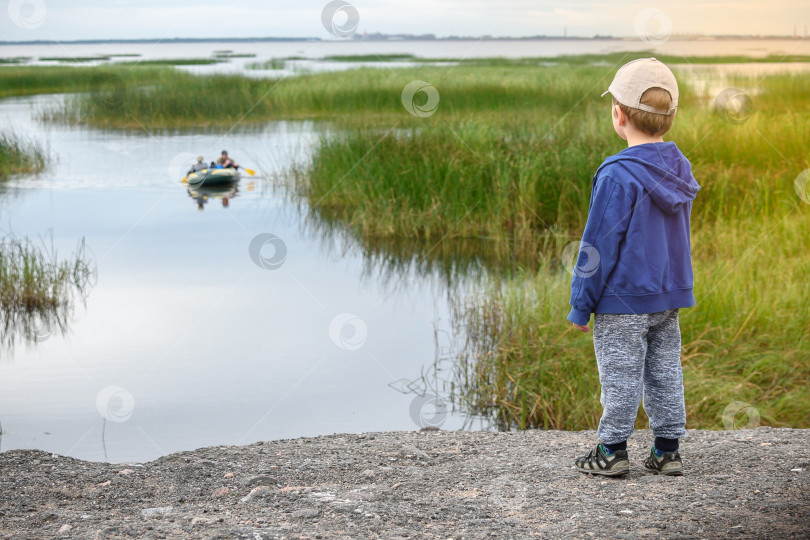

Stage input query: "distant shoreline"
[{"left": 0, "top": 35, "right": 806, "bottom": 46}]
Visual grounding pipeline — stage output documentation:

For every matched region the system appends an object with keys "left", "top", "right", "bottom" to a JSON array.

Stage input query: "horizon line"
[{"left": 1, "top": 33, "right": 807, "bottom": 46}]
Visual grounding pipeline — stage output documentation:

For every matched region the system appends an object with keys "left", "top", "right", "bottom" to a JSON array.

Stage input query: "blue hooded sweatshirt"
[{"left": 568, "top": 142, "right": 701, "bottom": 326}]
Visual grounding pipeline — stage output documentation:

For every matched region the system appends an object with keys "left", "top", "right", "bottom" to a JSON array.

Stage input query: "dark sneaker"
[
  {"left": 575, "top": 443, "right": 630, "bottom": 476},
  {"left": 643, "top": 447, "right": 683, "bottom": 476}
]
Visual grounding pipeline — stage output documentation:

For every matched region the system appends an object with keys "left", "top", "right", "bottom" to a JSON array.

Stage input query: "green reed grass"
[
  {"left": 295, "top": 71, "right": 810, "bottom": 261},
  {"left": 323, "top": 54, "right": 419, "bottom": 62},
  {"left": 0, "top": 57, "right": 31, "bottom": 64},
  {"left": 37, "top": 56, "right": 222, "bottom": 65},
  {"left": 116, "top": 58, "right": 223, "bottom": 65},
  {"left": 8, "top": 55, "right": 810, "bottom": 127},
  {"left": 0, "top": 65, "right": 173, "bottom": 98},
  {"left": 0, "top": 237, "right": 94, "bottom": 354},
  {"left": 41, "top": 63, "right": 633, "bottom": 128},
  {"left": 0, "top": 238, "right": 91, "bottom": 310},
  {"left": 213, "top": 52, "right": 256, "bottom": 59},
  {"left": 295, "top": 118, "right": 615, "bottom": 260},
  {"left": 0, "top": 133, "right": 47, "bottom": 179},
  {"left": 246, "top": 58, "right": 288, "bottom": 70},
  {"left": 39, "top": 56, "right": 111, "bottom": 62},
  {"left": 451, "top": 209, "right": 810, "bottom": 430}
]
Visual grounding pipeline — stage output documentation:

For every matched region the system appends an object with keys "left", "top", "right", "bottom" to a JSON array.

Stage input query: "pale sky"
[{"left": 1, "top": 0, "right": 808, "bottom": 42}]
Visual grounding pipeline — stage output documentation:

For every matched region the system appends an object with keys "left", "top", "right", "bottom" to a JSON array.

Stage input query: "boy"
[{"left": 568, "top": 58, "right": 700, "bottom": 477}]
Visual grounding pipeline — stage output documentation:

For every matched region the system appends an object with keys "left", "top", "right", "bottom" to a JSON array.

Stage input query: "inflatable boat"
[{"left": 186, "top": 167, "right": 240, "bottom": 187}]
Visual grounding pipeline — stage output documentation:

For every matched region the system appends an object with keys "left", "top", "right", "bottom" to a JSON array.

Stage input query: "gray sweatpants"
[{"left": 593, "top": 308, "right": 686, "bottom": 445}]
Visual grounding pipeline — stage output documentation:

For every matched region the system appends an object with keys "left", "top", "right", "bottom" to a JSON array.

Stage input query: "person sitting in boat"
[
  {"left": 216, "top": 150, "right": 239, "bottom": 169},
  {"left": 187, "top": 155, "right": 206, "bottom": 175}
]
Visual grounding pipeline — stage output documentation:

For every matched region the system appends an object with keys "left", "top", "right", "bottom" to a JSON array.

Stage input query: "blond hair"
[{"left": 613, "top": 87, "right": 675, "bottom": 136}]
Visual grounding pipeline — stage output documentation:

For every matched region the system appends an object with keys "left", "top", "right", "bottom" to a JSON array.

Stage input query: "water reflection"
[
  {"left": 187, "top": 182, "right": 240, "bottom": 211},
  {"left": 0, "top": 236, "right": 94, "bottom": 451},
  {"left": 0, "top": 237, "right": 95, "bottom": 360},
  {"left": 390, "top": 321, "right": 494, "bottom": 432},
  {"left": 298, "top": 207, "right": 537, "bottom": 292}
]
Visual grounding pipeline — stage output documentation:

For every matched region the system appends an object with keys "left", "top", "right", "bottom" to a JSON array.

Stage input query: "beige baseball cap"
[{"left": 601, "top": 57, "right": 678, "bottom": 115}]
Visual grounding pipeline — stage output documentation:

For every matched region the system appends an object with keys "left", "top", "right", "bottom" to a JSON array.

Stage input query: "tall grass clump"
[
  {"left": 115, "top": 58, "right": 223, "bottom": 65},
  {"left": 0, "top": 65, "right": 176, "bottom": 98},
  {"left": 322, "top": 54, "right": 419, "bottom": 62},
  {"left": 451, "top": 211, "right": 810, "bottom": 430},
  {"left": 450, "top": 236, "right": 601, "bottom": 431},
  {"left": 12, "top": 55, "right": 810, "bottom": 129},
  {"left": 42, "top": 63, "right": 627, "bottom": 129},
  {"left": 0, "top": 238, "right": 94, "bottom": 355},
  {"left": 0, "top": 133, "right": 48, "bottom": 179},
  {"left": 0, "top": 57, "right": 31, "bottom": 64},
  {"left": 296, "top": 117, "right": 616, "bottom": 264},
  {"left": 39, "top": 56, "right": 111, "bottom": 63},
  {"left": 0, "top": 238, "right": 92, "bottom": 310},
  {"left": 297, "top": 71, "right": 809, "bottom": 263},
  {"left": 246, "top": 58, "right": 288, "bottom": 70}
]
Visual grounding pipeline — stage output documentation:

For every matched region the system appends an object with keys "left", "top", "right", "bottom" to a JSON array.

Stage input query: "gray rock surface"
[{"left": 0, "top": 428, "right": 808, "bottom": 539}]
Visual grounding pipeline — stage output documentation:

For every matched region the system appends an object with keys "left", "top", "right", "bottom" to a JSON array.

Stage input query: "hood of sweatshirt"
[{"left": 595, "top": 142, "right": 701, "bottom": 215}]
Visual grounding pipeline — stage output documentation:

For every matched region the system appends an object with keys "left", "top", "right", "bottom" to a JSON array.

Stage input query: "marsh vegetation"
[
  {"left": 0, "top": 238, "right": 95, "bottom": 356},
  {"left": 0, "top": 132, "right": 47, "bottom": 180},
  {"left": 2, "top": 53, "right": 807, "bottom": 429}
]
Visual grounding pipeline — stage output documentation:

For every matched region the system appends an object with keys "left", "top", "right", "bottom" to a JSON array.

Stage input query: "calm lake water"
[
  {"left": 3, "top": 38, "right": 810, "bottom": 63},
  {"left": 0, "top": 93, "right": 480, "bottom": 463},
  {"left": 0, "top": 40, "right": 807, "bottom": 463},
  {"left": 3, "top": 38, "right": 810, "bottom": 78}
]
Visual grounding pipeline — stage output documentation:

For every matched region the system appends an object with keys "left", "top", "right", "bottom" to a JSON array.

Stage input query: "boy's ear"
[{"left": 613, "top": 104, "right": 626, "bottom": 126}]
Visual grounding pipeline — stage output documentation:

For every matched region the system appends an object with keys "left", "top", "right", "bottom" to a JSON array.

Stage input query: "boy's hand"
[{"left": 572, "top": 323, "right": 590, "bottom": 333}]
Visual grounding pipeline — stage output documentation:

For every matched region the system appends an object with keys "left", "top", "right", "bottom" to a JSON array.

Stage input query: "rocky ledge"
[{"left": 0, "top": 428, "right": 808, "bottom": 539}]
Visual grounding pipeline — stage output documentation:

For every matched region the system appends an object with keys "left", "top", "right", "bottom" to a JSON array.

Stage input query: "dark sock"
[
  {"left": 654, "top": 437, "right": 679, "bottom": 453},
  {"left": 602, "top": 440, "right": 627, "bottom": 453}
]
